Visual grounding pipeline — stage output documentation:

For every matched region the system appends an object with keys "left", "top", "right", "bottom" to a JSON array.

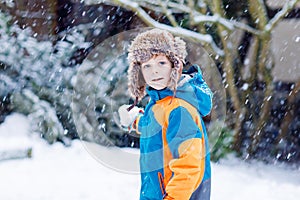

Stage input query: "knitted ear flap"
[
  {"left": 174, "top": 37, "right": 187, "bottom": 60},
  {"left": 168, "top": 56, "right": 182, "bottom": 92},
  {"left": 128, "top": 62, "right": 146, "bottom": 100}
]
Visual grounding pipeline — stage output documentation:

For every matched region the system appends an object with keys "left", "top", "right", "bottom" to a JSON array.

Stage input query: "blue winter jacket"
[{"left": 135, "top": 65, "right": 213, "bottom": 200}]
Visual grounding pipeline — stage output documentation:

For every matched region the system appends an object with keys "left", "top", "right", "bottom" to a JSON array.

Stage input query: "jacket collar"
[{"left": 146, "top": 86, "right": 173, "bottom": 102}]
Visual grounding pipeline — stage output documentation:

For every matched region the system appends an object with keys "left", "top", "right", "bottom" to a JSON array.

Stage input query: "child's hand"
[{"left": 118, "top": 104, "right": 143, "bottom": 131}]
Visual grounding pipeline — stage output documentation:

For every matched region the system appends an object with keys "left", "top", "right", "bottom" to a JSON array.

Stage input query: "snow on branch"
[
  {"left": 158, "top": 0, "right": 178, "bottom": 27},
  {"left": 141, "top": 0, "right": 260, "bottom": 35},
  {"left": 265, "top": 0, "right": 300, "bottom": 32},
  {"left": 140, "top": 0, "right": 193, "bottom": 13},
  {"left": 194, "top": 14, "right": 262, "bottom": 36},
  {"left": 136, "top": 0, "right": 259, "bottom": 35},
  {"left": 194, "top": 14, "right": 234, "bottom": 29},
  {"left": 110, "top": 0, "right": 224, "bottom": 56},
  {"left": 84, "top": 0, "right": 106, "bottom": 4}
]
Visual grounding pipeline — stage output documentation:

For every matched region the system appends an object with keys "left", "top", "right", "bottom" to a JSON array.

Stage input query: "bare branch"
[
  {"left": 181, "top": 1, "right": 262, "bottom": 35},
  {"left": 247, "top": 0, "right": 279, "bottom": 155},
  {"left": 266, "top": 0, "right": 300, "bottom": 32},
  {"left": 187, "top": 0, "right": 196, "bottom": 26},
  {"left": 195, "top": 14, "right": 262, "bottom": 36},
  {"left": 210, "top": 0, "right": 245, "bottom": 149},
  {"left": 136, "top": 0, "right": 166, "bottom": 13},
  {"left": 158, "top": 0, "right": 179, "bottom": 27},
  {"left": 110, "top": 0, "right": 224, "bottom": 56},
  {"left": 277, "top": 80, "right": 300, "bottom": 145},
  {"left": 86, "top": 0, "right": 260, "bottom": 36},
  {"left": 248, "top": 0, "right": 268, "bottom": 31},
  {"left": 167, "top": 0, "right": 196, "bottom": 13},
  {"left": 230, "top": 20, "right": 262, "bottom": 36},
  {"left": 167, "top": 0, "right": 261, "bottom": 35}
]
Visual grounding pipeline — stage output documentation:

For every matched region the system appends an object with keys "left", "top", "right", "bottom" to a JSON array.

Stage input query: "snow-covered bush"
[
  {"left": 0, "top": 11, "right": 91, "bottom": 144},
  {"left": 208, "top": 121, "right": 234, "bottom": 162}
]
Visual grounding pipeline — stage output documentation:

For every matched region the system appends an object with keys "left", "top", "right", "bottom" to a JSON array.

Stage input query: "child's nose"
[{"left": 152, "top": 66, "right": 159, "bottom": 74}]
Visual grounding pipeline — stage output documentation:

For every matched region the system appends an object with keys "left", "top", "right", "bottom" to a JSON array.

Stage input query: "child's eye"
[
  {"left": 143, "top": 64, "right": 150, "bottom": 69},
  {"left": 159, "top": 61, "right": 166, "bottom": 65}
]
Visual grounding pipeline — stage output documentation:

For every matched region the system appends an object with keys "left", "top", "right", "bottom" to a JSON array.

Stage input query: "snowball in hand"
[{"left": 118, "top": 105, "right": 141, "bottom": 128}]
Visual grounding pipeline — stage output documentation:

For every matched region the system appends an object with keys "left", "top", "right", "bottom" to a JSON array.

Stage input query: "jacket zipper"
[{"left": 158, "top": 172, "right": 168, "bottom": 198}]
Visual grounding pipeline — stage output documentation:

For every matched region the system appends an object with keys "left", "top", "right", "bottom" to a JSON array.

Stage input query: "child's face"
[{"left": 141, "top": 55, "right": 172, "bottom": 90}]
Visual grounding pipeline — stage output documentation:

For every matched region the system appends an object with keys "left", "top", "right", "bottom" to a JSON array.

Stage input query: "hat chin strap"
[{"left": 127, "top": 96, "right": 139, "bottom": 112}]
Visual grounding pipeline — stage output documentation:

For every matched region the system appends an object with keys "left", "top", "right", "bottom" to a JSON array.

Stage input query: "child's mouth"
[{"left": 152, "top": 78, "right": 163, "bottom": 82}]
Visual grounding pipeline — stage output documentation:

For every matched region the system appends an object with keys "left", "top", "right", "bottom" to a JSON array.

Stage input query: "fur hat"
[{"left": 127, "top": 28, "right": 187, "bottom": 100}]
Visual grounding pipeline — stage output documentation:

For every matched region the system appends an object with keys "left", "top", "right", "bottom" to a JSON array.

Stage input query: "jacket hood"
[{"left": 146, "top": 65, "right": 213, "bottom": 117}]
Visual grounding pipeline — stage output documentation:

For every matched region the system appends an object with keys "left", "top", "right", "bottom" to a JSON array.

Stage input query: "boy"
[{"left": 119, "top": 28, "right": 213, "bottom": 200}]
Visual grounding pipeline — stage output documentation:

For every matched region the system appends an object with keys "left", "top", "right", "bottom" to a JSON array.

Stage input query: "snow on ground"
[{"left": 0, "top": 113, "right": 300, "bottom": 200}]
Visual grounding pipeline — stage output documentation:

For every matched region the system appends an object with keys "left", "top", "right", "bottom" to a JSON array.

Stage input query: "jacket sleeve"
[{"left": 164, "top": 107, "right": 205, "bottom": 200}]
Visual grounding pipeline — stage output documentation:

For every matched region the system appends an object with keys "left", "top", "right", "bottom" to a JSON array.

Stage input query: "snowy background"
[
  {"left": 0, "top": 113, "right": 299, "bottom": 200},
  {"left": 1, "top": 1, "right": 300, "bottom": 199}
]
